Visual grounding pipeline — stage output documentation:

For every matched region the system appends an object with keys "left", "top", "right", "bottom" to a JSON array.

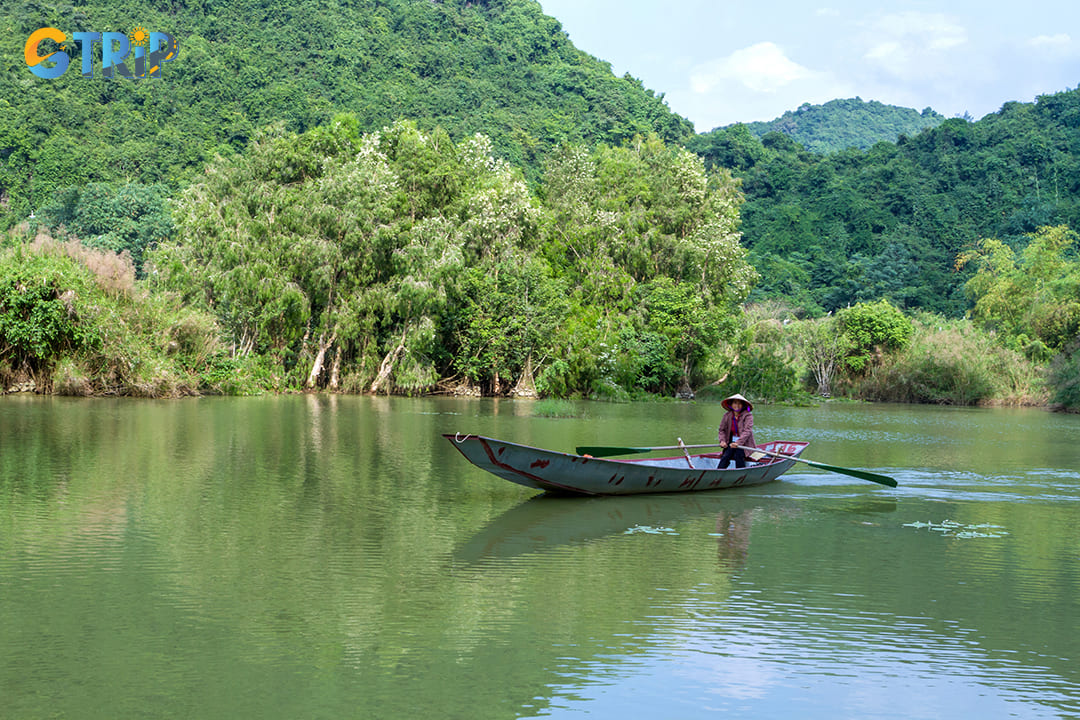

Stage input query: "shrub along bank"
[{"left": 0, "top": 230, "right": 237, "bottom": 396}]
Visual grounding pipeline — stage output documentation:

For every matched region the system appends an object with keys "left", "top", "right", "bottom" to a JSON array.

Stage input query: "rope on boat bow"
[{"left": 454, "top": 432, "right": 473, "bottom": 443}]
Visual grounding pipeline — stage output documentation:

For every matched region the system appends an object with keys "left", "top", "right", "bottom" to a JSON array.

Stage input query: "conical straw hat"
[{"left": 721, "top": 393, "right": 753, "bottom": 411}]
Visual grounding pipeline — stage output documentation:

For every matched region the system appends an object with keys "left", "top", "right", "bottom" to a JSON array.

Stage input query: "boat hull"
[{"left": 444, "top": 434, "right": 809, "bottom": 496}]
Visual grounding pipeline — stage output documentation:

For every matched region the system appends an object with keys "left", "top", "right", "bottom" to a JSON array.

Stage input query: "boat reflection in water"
[
  {"left": 452, "top": 490, "right": 796, "bottom": 570},
  {"left": 455, "top": 484, "right": 901, "bottom": 570}
]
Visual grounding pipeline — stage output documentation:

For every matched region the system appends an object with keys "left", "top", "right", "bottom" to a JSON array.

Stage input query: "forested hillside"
[
  {"left": 0, "top": 0, "right": 691, "bottom": 228},
  {"left": 710, "top": 98, "right": 945, "bottom": 153},
  {"left": 689, "top": 88, "right": 1080, "bottom": 317}
]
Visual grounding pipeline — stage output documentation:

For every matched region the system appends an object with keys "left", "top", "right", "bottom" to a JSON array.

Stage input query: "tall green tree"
[
  {"left": 538, "top": 136, "right": 756, "bottom": 394},
  {"left": 837, "top": 299, "right": 914, "bottom": 373},
  {"left": 152, "top": 117, "right": 553, "bottom": 393},
  {"left": 958, "top": 225, "right": 1080, "bottom": 357}
]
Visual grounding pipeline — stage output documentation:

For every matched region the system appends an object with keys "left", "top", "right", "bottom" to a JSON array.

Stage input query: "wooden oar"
[
  {"left": 741, "top": 445, "right": 897, "bottom": 487},
  {"left": 575, "top": 443, "right": 898, "bottom": 488},
  {"left": 677, "top": 438, "right": 695, "bottom": 468},
  {"left": 576, "top": 443, "right": 722, "bottom": 456}
]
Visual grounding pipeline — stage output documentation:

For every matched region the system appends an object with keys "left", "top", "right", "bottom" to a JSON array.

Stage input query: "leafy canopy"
[
  {"left": 151, "top": 115, "right": 754, "bottom": 397},
  {"left": 838, "top": 299, "right": 914, "bottom": 372},
  {"left": 0, "top": 0, "right": 691, "bottom": 230},
  {"left": 958, "top": 225, "right": 1080, "bottom": 357}
]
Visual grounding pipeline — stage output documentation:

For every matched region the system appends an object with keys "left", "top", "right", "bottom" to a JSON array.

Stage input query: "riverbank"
[
  {"left": 1, "top": 232, "right": 1066, "bottom": 410},
  {"left": 1, "top": 377, "right": 1061, "bottom": 412}
]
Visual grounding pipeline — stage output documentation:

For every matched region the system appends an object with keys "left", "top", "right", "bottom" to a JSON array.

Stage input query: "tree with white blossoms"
[
  {"left": 538, "top": 135, "right": 758, "bottom": 396},
  {"left": 150, "top": 118, "right": 758, "bottom": 397},
  {"left": 432, "top": 133, "right": 573, "bottom": 395},
  {"left": 151, "top": 117, "right": 533, "bottom": 392}
]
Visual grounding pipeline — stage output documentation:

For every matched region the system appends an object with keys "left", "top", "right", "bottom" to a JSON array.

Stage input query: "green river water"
[{"left": 1, "top": 395, "right": 1078, "bottom": 719}]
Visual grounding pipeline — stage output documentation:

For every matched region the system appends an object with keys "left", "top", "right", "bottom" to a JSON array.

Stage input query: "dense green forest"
[
  {"left": 2, "top": 0, "right": 1079, "bottom": 409},
  {"left": 688, "top": 89, "right": 1080, "bottom": 318},
  {"left": 0, "top": 0, "right": 691, "bottom": 226},
  {"left": 725, "top": 98, "right": 946, "bottom": 153},
  {"left": 4, "top": 120, "right": 755, "bottom": 399}
]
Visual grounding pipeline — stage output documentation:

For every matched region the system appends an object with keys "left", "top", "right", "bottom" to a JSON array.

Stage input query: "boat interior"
[{"left": 618, "top": 453, "right": 772, "bottom": 470}]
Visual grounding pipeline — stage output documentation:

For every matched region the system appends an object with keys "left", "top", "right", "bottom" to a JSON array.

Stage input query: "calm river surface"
[{"left": 1, "top": 395, "right": 1078, "bottom": 719}]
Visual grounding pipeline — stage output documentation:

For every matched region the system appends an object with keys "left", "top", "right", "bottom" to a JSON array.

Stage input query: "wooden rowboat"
[{"left": 444, "top": 433, "right": 809, "bottom": 496}]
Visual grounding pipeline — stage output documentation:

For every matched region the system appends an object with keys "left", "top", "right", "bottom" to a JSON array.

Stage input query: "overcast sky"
[{"left": 537, "top": 1, "right": 1080, "bottom": 132}]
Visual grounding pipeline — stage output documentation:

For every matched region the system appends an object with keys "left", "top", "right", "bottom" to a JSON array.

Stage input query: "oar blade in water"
[{"left": 800, "top": 458, "right": 898, "bottom": 487}]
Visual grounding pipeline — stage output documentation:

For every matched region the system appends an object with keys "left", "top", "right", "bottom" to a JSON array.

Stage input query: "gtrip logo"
[{"left": 25, "top": 27, "right": 179, "bottom": 79}]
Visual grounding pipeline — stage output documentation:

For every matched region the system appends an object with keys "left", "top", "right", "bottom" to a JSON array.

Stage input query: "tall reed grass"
[
  {"left": 2, "top": 231, "right": 230, "bottom": 397},
  {"left": 533, "top": 398, "right": 583, "bottom": 418},
  {"left": 852, "top": 315, "right": 1046, "bottom": 406}
]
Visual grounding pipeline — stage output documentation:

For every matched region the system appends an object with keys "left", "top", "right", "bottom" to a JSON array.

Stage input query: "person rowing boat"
[{"left": 717, "top": 393, "right": 755, "bottom": 469}]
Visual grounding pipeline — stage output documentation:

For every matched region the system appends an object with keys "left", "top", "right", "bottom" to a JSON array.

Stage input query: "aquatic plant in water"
[
  {"left": 902, "top": 520, "right": 1009, "bottom": 538},
  {"left": 623, "top": 525, "right": 679, "bottom": 535}
]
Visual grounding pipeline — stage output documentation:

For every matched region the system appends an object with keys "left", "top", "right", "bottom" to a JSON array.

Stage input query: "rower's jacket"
[{"left": 718, "top": 410, "right": 755, "bottom": 449}]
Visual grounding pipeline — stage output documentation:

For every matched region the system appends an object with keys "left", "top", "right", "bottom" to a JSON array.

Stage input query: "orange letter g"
[{"left": 25, "top": 27, "right": 70, "bottom": 78}]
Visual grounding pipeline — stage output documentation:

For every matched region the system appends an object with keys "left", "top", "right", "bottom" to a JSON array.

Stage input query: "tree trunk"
[
  {"left": 510, "top": 355, "right": 538, "bottom": 398},
  {"left": 329, "top": 345, "right": 342, "bottom": 391},
  {"left": 306, "top": 332, "right": 336, "bottom": 389},
  {"left": 676, "top": 379, "right": 695, "bottom": 400},
  {"left": 370, "top": 330, "right": 407, "bottom": 394},
  {"left": 712, "top": 352, "right": 740, "bottom": 385}
]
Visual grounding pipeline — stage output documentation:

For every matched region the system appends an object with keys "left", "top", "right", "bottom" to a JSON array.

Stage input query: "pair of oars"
[{"left": 574, "top": 442, "right": 898, "bottom": 487}]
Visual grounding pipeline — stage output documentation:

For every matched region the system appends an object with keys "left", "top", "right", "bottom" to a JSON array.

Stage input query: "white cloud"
[
  {"left": 690, "top": 42, "right": 815, "bottom": 94},
  {"left": 676, "top": 41, "right": 854, "bottom": 129},
  {"left": 885, "top": 11, "right": 966, "bottom": 49},
  {"left": 540, "top": 0, "right": 1080, "bottom": 131},
  {"left": 1026, "top": 33, "right": 1072, "bottom": 52},
  {"left": 865, "top": 40, "right": 904, "bottom": 64},
  {"left": 863, "top": 12, "right": 968, "bottom": 79}
]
